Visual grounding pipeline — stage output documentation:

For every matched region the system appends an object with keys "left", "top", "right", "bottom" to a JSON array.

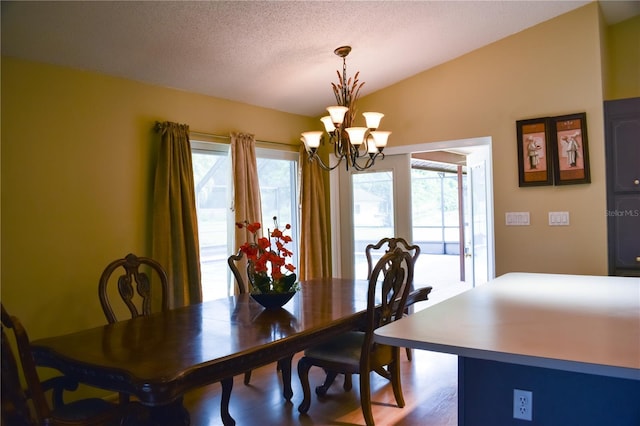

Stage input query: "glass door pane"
[
  {"left": 337, "top": 154, "right": 411, "bottom": 279},
  {"left": 352, "top": 171, "right": 394, "bottom": 280},
  {"left": 192, "top": 149, "right": 230, "bottom": 301},
  {"left": 255, "top": 155, "right": 299, "bottom": 274}
]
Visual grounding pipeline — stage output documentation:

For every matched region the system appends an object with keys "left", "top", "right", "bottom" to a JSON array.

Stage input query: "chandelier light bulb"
[
  {"left": 345, "top": 127, "right": 368, "bottom": 146},
  {"left": 370, "top": 131, "right": 391, "bottom": 148},
  {"left": 367, "top": 136, "right": 379, "bottom": 154},
  {"left": 326, "top": 106, "right": 349, "bottom": 125},
  {"left": 320, "top": 116, "right": 336, "bottom": 133},
  {"left": 363, "top": 112, "right": 384, "bottom": 130},
  {"left": 301, "top": 131, "right": 323, "bottom": 149}
]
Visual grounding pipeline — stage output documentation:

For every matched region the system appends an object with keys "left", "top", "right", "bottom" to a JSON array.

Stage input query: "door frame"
[
  {"left": 330, "top": 136, "right": 495, "bottom": 282},
  {"left": 466, "top": 146, "right": 493, "bottom": 286}
]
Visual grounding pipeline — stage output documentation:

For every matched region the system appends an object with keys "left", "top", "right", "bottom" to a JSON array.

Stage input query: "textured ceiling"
[{"left": 2, "top": 1, "right": 638, "bottom": 117}]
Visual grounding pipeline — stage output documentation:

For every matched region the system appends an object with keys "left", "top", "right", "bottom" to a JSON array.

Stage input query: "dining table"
[{"left": 30, "top": 278, "right": 375, "bottom": 426}]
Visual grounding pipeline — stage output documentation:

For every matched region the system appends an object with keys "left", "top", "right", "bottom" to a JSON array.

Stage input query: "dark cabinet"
[{"left": 604, "top": 97, "right": 640, "bottom": 276}]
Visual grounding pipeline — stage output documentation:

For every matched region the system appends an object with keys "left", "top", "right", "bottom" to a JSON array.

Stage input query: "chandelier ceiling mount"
[{"left": 334, "top": 45, "right": 352, "bottom": 58}]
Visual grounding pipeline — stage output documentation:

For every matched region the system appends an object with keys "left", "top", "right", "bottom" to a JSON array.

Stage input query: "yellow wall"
[
  {"left": 0, "top": 59, "right": 315, "bottom": 338},
  {"left": 357, "top": 3, "right": 617, "bottom": 277},
  {"left": 1, "top": 2, "right": 637, "bottom": 340},
  {"left": 604, "top": 14, "right": 640, "bottom": 100}
]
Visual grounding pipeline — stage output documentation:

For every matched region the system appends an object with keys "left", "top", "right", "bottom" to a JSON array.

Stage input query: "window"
[{"left": 191, "top": 140, "right": 299, "bottom": 301}]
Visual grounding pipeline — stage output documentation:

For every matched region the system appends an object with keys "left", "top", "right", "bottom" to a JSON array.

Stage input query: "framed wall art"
[
  {"left": 551, "top": 112, "right": 590, "bottom": 185},
  {"left": 516, "top": 117, "right": 553, "bottom": 187}
]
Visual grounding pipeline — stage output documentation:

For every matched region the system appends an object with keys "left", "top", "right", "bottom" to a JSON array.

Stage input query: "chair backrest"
[
  {"left": 227, "top": 250, "right": 249, "bottom": 294},
  {"left": 2, "top": 304, "right": 52, "bottom": 425},
  {"left": 98, "top": 253, "right": 170, "bottom": 324},
  {"left": 362, "top": 247, "right": 414, "bottom": 359},
  {"left": 365, "top": 237, "right": 420, "bottom": 280}
]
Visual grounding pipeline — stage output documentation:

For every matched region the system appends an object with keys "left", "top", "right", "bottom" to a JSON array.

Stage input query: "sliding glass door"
[{"left": 191, "top": 141, "right": 299, "bottom": 301}]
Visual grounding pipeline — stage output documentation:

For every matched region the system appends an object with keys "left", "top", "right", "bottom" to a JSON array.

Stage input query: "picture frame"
[
  {"left": 516, "top": 117, "right": 553, "bottom": 187},
  {"left": 550, "top": 112, "right": 590, "bottom": 185}
]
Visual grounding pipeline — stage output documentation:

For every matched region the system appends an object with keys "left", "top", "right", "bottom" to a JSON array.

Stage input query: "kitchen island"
[{"left": 375, "top": 273, "right": 640, "bottom": 425}]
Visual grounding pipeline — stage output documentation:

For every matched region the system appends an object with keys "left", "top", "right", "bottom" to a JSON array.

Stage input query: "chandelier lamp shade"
[{"left": 301, "top": 46, "right": 389, "bottom": 171}]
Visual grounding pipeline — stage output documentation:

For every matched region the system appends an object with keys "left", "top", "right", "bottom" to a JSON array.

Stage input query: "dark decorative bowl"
[{"left": 250, "top": 292, "right": 296, "bottom": 310}]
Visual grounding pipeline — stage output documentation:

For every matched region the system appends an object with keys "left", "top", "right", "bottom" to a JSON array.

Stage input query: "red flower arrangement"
[{"left": 236, "top": 216, "right": 298, "bottom": 294}]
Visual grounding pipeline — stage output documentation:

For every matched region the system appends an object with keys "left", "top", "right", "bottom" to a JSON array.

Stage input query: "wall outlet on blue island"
[{"left": 513, "top": 389, "right": 533, "bottom": 421}]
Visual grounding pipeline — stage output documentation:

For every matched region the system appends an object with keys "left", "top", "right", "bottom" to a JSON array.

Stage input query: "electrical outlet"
[{"left": 513, "top": 389, "right": 533, "bottom": 421}]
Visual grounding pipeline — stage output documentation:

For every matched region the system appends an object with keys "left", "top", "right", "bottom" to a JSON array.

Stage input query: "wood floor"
[{"left": 184, "top": 349, "right": 458, "bottom": 426}]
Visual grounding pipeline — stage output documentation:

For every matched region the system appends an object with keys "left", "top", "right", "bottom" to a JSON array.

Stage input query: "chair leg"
[
  {"left": 373, "top": 366, "right": 391, "bottom": 380},
  {"left": 316, "top": 370, "right": 338, "bottom": 396},
  {"left": 277, "top": 355, "right": 294, "bottom": 401},
  {"left": 389, "top": 356, "right": 405, "bottom": 408},
  {"left": 297, "top": 357, "right": 312, "bottom": 414},
  {"left": 343, "top": 373, "right": 353, "bottom": 391},
  {"left": 220, "top": 377, "right": 236, "bottom": 426},
  {"left": 402, "top": 309, "right": 414, "bottom": 362},
  {"left": 243, "top": 370, "right": 252, "bottom": 385},
  {"left": 359, "top": 372, "right": 375, "bottom": 426}
]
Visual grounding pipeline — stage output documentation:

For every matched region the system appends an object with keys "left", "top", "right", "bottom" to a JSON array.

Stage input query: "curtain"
[
  {"left": 299, "top": 146, "right": 331, "bottom": 279},
  {"left": 152, "top": 121, "right": 202, "bottom": 308},
  {"left": 231, "top": 132, "right": 263, "bottom": 293}
]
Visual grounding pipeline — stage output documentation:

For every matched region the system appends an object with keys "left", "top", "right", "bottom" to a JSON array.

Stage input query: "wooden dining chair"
[
  {"left": 1, "top": 304, "right": 146, "bottom": 425},
  {"left": 297, "top": 247, "right": 415, "bottom": 426},
  {"left": 228, "top": 250, "right": 291, "bottom": 390},
  {"left": 365, "top": 237, "right": 422, "bottom": 361},
  {"left": 98, "top": 253, "right": 170, "bottom": 324},
  {"left": 98, "top": 253, "right": 170, "bottom": 404}
]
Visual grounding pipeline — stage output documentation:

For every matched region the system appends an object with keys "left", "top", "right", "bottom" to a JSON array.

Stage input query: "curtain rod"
[{"left": 189, "top": 130, "right": 298, "bottom": 150}]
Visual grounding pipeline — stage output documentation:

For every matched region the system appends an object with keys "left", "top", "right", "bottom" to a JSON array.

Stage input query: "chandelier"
[{"left": 301, "top": 46, "right": 390, "bottom": 171}]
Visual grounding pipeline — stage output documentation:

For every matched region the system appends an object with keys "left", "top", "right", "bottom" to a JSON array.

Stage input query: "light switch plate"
[
  {"left": 548, "top": 211, "right": 570, "bottom": 226},
  {"left": 506, "top": 212, "right": 530, "bottom": 226}
]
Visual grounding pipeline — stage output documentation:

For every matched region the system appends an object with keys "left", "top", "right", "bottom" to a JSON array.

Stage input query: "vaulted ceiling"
[{"left": 3, "top": 1, "right": 637, "bottom": 117}]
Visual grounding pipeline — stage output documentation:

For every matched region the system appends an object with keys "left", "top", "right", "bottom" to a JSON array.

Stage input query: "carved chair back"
[
  {"left": 98, "top": 253, "right": 170, "bottom": 324},
  {"left": 365, "top": 237, "right": 423, "bottom": 362},
  {"left": 227, "top": 250, "right": 249, "bottom": 294},
  {"left": 365, "top": 237, "right": 420, "bottom": 280},
  {"left": 363, "top": 247, "right": 414, "bottom": 362}
]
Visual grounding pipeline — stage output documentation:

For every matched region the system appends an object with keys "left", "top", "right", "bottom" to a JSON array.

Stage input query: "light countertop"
[{"left": 375, "top": 272, "right": 640, "bottom": 380}]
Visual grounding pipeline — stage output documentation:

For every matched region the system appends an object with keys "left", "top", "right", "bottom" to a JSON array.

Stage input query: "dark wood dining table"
[{"left": 30, "top": 278, "right": 372, "bottom": 425}]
